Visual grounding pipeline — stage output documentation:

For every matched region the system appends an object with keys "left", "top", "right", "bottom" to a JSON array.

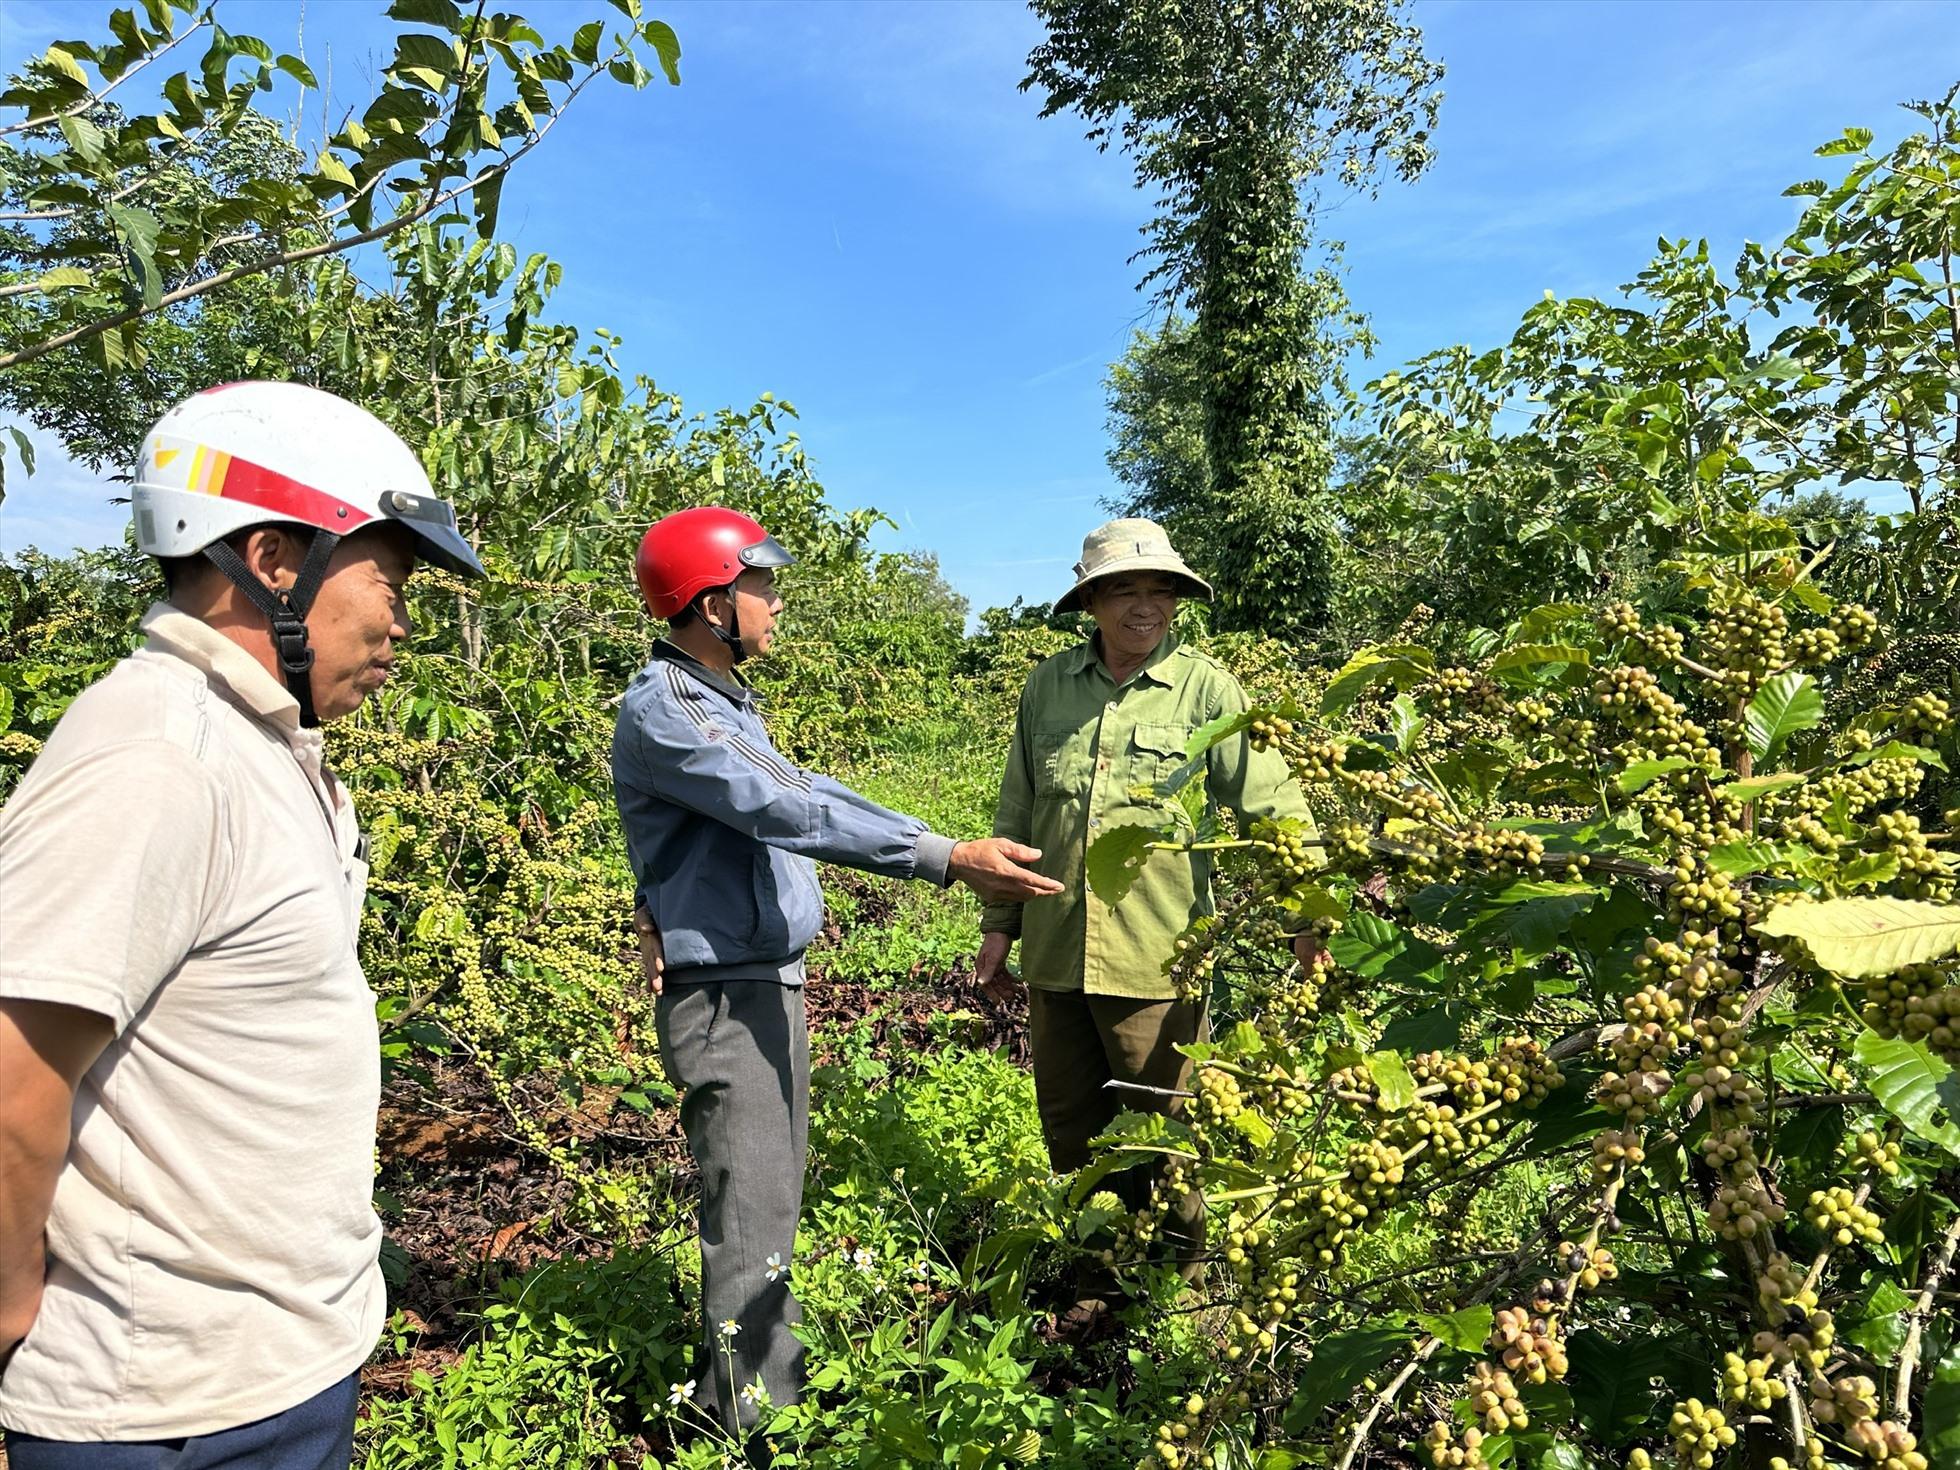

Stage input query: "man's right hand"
[
  {"left": 632, "top": 906, "right": 665, "bottom": 998},
  {"left": 947, "top": 838, "right": 1065, "bottom": 905}
]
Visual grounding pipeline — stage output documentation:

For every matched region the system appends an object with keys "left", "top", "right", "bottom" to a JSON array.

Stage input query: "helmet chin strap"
[
  {"left": 706, "top": 583, "right": 749, "bottom": 665},
  {"left": 202, "top": 530, "right": 342, "bottom": 728}
]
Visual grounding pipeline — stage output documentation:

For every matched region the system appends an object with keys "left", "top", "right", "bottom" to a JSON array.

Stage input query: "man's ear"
[{"left": 240, "top": 528, "right": 297, "bottom": 592}]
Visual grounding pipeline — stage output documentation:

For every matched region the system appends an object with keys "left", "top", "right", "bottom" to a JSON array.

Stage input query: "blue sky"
[{"left": 2, "top": 0, "right": 1954, "bottom": 612}]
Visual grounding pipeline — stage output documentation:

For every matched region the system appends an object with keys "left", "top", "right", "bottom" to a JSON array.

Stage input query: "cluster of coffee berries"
[
  {"left": 1557, "top": 1238, "right": 1618, "bottom": 1291},
  {"left": 1288, "top": 738, "right": 1346, "bottom": 784},
  {"left": 1719, "top": 1350, "right": 1787, "bottom": 1410},
  {"left": 1847, "top": 1130, "right": 1902, "bottom": 1177},
  {"left": 1804, "top": 1185, "right": 1884, "bottom": 1248},
  {"left": 1808, "top": 1369, "right": 1879, "bottom": 1428},
  {"left": 1700, "top": 1125, "right": 1759, "bottom": 1176},
  {"left": 1708, "top": 1178, "right": 1787, "bottom": 1241},
  {"left": 1421, "top": 1421, "right": 1488, "bottom": 1469},
  {"left": 1467, "top": 1360, "right": 1528, "bottom": 1432},
  {"left": 1593, "top": 1127, "right": 1647, "bottom": 1179},
  {"left": 1599, "top": 601, "right": 1642, "bottom": 640},
  {"left": 1703, "top": 588, "right": 1788, "bottom": 692},
  {"left": 1667, "top": 1398, "right": 1737, "bottom": 1470},
  {"left": 1830, "top": 603, "right": 1879, "bottom": 649},
  {"left": 1598, "top": 1063, "right": 1672, "bottom": 1125},
  {"left": 1456, "top": 823, "right": 1547, "bottom": 872},
  {"left": 1871, "top": 811, "right": 1954, "bottom": 901},
  {"left": 1488, "top": 1306, "right": 1567, "bottom": 1384},
  {"left": 1901, "top": 691, "right": 1952, "bottom": 738},
  {"left": 1860, "top": 963, "right": 1960, "bottom": 1064},
  {"left": 1247, "top": 713, "right": 1295, "bottom": 752},
  {"left": 1843, "top": 1420, "right": 1929, "bottom": 1470}
]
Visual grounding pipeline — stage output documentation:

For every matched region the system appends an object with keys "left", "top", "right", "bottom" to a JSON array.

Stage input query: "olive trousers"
[{"left": 1026, "top": 987, "right": 1209, "bottom": 1278}]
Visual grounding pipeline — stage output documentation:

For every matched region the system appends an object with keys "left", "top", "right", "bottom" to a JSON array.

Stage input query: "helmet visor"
[
  {"left": 379, "top": 489, "right": 486, "bottom": 579},
  {"left": 739, "top": 533, "right": 795, "bottom": 570}
]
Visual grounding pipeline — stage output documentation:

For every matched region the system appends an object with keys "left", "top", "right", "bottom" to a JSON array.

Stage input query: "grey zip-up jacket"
[{"left": 611, "top": 641, "right": 958, "bottom": 985}]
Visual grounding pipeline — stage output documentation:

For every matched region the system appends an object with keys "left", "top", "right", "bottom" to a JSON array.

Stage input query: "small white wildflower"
[
  {"left": 910, "top": 1257, "right": 930, "bottom": 1278},
  {"left": 668, "top": 1378, "right": 696, "bottom": 1407},
  {"left": 764, "top": 1252, "right": 785, "bottom": 1282},
  {"left": 851, "top": 1247, "right": 876, "bottom": 1272},
  {"left": 720, "top": 1317, "right": 741, "bottom": 1338},
  {"left": 740, "top": 1382, "right": 762, "bottom": 1405}
]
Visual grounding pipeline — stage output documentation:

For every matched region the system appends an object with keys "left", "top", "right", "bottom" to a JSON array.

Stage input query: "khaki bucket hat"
[{"left": 1052, "top": 516, "right": 1214, "bottom": 615}]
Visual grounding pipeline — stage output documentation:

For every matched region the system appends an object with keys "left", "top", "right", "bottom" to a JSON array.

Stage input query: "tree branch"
[{"left": 0, "top": 14, "right": 211, "bottom": 138}]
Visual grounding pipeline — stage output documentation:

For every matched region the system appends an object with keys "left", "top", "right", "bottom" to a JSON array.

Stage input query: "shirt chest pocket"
[
  {"left": 1126, "top": 722, "right": 1194, "bottom": 797},
  {"left": 1031, "top": 727, "right": 1091, "bottom": 800}
]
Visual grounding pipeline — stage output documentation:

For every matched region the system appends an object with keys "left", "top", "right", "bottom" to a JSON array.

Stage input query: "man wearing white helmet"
[{"left": 0, "top": 382, "right": 483, "bottom": 1466}]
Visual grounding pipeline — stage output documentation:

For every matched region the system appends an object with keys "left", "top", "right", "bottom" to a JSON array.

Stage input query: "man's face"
[
  {"left": 301, "top": 526, "right": 417, "bottom": 721},
  {"left": 723, "top": 566, "right": 784, "bottom": 656},
  {"left": 1088, "top": 573, "right": 1179, "bottom": 662}
]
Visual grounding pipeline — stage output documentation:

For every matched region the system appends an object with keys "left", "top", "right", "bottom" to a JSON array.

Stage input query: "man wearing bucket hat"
[
  {"left": 0, "top": 382, "right": 483, "bottom": 1463},
  {"left": 972, "top": 517, "right": 1320, "bottom": 1340}
]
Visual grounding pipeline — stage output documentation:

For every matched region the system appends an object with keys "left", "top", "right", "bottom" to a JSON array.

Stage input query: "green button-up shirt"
[{"left": 982, "top": 634, "right": 1312, "bottom": 999}]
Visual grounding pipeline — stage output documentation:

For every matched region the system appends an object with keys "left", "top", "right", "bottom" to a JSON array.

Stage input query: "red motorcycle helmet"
[{"left": 635, "top": 507, "right": 795, "bottom": 619}]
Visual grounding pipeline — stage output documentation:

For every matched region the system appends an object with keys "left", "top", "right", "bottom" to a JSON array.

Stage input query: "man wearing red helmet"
[{"left": 614, "top": 507, "right": 1061, "bottom": 1437}]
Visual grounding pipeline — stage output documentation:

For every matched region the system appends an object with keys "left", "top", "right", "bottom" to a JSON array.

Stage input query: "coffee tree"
[{"left": 1085, "top": 517, "right": 1959, "bottom": 1470}]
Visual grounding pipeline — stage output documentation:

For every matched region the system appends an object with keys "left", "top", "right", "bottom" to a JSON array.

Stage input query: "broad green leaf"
[
  {"left": 641, "top": 19, "right": 682, "bottom": 84},
  {"left": 1185, "top": 708, "right": 1255, "bottom": 759},
  {"left": 571, "top": 20, "right": 604, "bottom": 64},
  {"left": 1327, "top": 912, "right": 1444, "bottom": 981},
  {"left": 1489, "top": 643, "right": 1590, "bottom": 676},
  {"left": 1843, "top": 1278, "right": 1913, "bottom": 1357},
  {"left": 1414, "top": 1304, "right": 1492, "bottom": 1354},
  {"left": 1567, "top": 1330, "right": 1665, "bottom": 1440},
  {"left": 312, "top": 150, "right": 356, "bottom": 189},
  {"left": 1853, "top": 1032, "right": 1960, "bottom": 1155},
  {"left": 1388, "top": 694, "right": 1424, "bottom": 754},
  {"left": 276, "top": 53, "right": 318, "bottom": 87},
  {"left": 1320, "top": 645, "right": 1433, "bottom": 715},
  {"left": 1379, "top": 1002, "right": 1466, "bottom": 1053},
  {"left": 1705, "top": 838, "right": 1807, "bottom": 876},
  {"left": 35, "top": 267, "right": 92, "bottom": 290},
  {"left": 1745, "top": 671, "right": 1822, "bottom": 762},
  {"left": 1617, "top": 757, "right": 1692, "bottom": 793},
  {"left": 1516, "top": 603, "right": 1589, "bottom": 643},
  {"left": 1718, "top": 772, "right": 1807, "bottom": 802},
  {"left": 1758, "top": 898, "right": 1960, "bottom": 978},
  {"left": 1282, "top": 1324, "right": 1410, "bottom": 1432},
  {"left": 1924, "top": 1340, "right": 1960, "bottom": 1466},
  {"left": 1881, "top": 1189, "right": 1952, "bottom": 1271},
  {"left": 1084, "top": 821, "right": 1164, "bottom": 907},
  {"left": 42, "top": 45, "right": 89, "bottom": 86},
  {"left": 1841, "top": 740, "right": 1948, "bottom": 772},
  {"left": 0, "top": 686, "right": 13, "bottom": 733},
  {"left": 1367, "top": 1050, "right": 1417, "bottom": 1111}
]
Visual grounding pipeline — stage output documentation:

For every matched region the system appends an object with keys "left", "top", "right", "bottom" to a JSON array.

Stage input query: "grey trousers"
[{"left": 655, "top": 979, "right": 811, "bottom": 1431}]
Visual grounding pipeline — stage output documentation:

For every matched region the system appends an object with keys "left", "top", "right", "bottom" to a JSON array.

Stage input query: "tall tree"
[{"left": 1025, "top": 0, "right": 1439, "bottom": 637}]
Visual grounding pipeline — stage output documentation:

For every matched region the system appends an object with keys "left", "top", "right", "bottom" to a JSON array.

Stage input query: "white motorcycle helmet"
[{"left": 133, "top": 381, "right": 485, "bottom": 725}]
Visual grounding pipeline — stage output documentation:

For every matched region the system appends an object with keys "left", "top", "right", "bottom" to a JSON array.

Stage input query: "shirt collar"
[
  {"left": 1065, "top": 632, "right": 1180, "bottom": 688},
  {"left": 142, "top": 603, "right": 302, "bottom": 731},
  {"left": 651, "top": 637, "right": 754, "bottom": 707}
]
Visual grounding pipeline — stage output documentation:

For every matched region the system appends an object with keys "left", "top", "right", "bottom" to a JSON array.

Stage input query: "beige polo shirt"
[{"left": 0, "top": 605, "right": 384, "bottom": 1439}]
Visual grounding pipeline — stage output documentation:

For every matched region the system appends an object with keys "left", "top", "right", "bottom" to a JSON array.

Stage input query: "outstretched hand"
[
  {"left": 948, "top": 838, "right": 1064, "bottom": 905},
  {"left": 974, "top": 931, "right": 1022, "bottom": 1006}
]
